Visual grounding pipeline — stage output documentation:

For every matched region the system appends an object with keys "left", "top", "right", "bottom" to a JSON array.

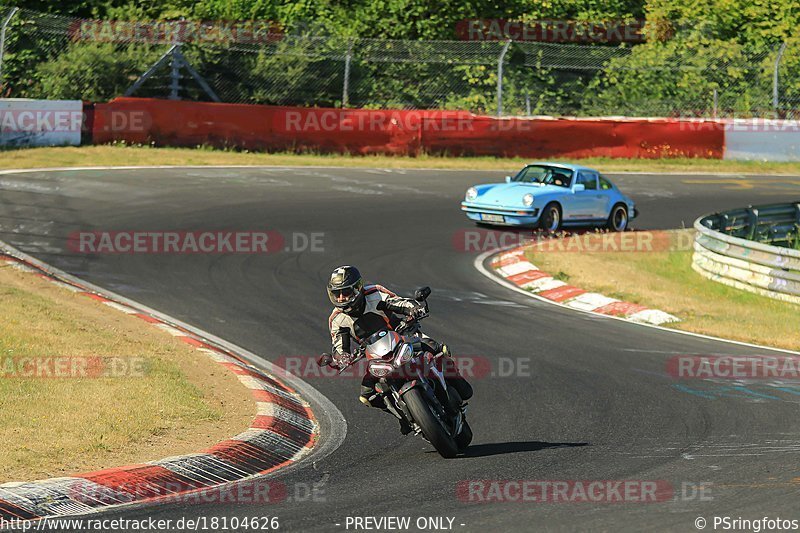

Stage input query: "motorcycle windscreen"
[{"left": 365, "top": 330, "right": 398, "bottom": 358}]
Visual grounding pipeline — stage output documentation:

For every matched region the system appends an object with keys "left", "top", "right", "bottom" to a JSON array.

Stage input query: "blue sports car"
[{"left": 461, "top": 162, "right": 637, "bottom": 231}]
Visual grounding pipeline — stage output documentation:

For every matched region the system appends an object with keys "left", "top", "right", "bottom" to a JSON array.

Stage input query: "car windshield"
[{"left": 512, "top": 165, "right": 572, "bottom": 188}]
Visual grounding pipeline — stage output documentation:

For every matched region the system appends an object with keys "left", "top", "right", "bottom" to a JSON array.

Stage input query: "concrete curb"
[{"left": 0, "top": 244, "right": 321, "bottom": 524}]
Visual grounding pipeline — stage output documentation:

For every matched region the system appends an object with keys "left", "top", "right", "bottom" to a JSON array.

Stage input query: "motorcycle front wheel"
[
  {"left": 455, "top": 419, "right": 473, "bottom": 452},
  {"left": 404, "top": 388, "right": 459, "bottom": 458}
]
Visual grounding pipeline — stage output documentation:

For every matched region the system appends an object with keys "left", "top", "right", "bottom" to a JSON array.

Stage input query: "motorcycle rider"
[{"left": 326, "top": 265, "right": 473, "bottom": 433}]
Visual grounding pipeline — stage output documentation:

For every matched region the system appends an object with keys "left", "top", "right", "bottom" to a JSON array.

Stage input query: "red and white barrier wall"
[
  {"left": 6, "top": 97, "right": 798, "bottom": 160},
  {"left": 89, "top": 98, "right": 726, "bottom": 159}
]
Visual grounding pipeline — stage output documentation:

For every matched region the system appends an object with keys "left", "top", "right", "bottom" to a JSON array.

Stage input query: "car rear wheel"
[
  {"left": 538, "top": 203, "right": 561, "bottom": 232},
  {"left": 607, "top": 204, "right": 628, "bottom": 232}
]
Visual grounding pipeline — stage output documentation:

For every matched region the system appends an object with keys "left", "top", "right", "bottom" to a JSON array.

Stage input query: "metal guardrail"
[{"left": 692, "top": 202, "right": 800, "bottom": 305}]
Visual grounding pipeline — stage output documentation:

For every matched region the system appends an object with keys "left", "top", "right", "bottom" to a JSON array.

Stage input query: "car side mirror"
[
  {"left": 505, "top": 176, "right": 512, "bottom": 183},
  {"left": 574, "top": 184, "right": 586, "bottom": 192}
]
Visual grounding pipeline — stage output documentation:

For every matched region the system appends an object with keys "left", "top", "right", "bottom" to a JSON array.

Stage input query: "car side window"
[
  {"left": 599, "top": 176, "right": 613, "bottom": 190},
  {"left": 576, "top": 172, "right": 598, "bottom": 190}
]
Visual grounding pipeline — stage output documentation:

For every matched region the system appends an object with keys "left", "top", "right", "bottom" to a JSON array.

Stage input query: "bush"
[{"left": 30, "top": 42, "right": 162, "bottom": 101}]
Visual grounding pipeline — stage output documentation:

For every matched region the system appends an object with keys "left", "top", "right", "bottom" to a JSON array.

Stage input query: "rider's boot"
[{"left": 439, "top": 344, "right": 474, "bottom": 402}]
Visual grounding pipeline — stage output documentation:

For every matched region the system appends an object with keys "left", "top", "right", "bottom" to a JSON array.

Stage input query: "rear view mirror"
[
  {"left": 414, "top": 286, "right": 431, "bottom": 301},
  {"left": 574, "top": 184, "right": 586, "bottom": 192},
  {"left": 505, "top": 176, "right": 512, "bottom": 183}
]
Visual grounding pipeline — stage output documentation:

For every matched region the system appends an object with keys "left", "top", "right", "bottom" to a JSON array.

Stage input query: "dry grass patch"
[
  {"left": 2, "top": 145, "right": 800, "bottom": 174},
  {"left": 0, "top": 263, "right": 254, "bottom": 482},
  {"left": 526, "top": 230, "right": 800, "bottom": 352}
]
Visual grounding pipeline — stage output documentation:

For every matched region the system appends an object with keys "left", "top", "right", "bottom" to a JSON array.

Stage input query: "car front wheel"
[
  {"left": 538, "top": 203, "right": 561, "bottom": 232},
  {"left": 607, "top": 204, "right": 628, "bottom": 232}
]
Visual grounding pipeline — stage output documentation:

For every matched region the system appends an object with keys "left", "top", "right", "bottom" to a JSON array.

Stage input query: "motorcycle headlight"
[
  {"left": 466, "top": 187, "right": 478, "bottom": 201},
  {"left": 523, "top": 193, "right": 534, "bottom": 207},
  {"left": 369, "top": 361, "right": 393, "bottom": 378},
  {"left": 395, "top": 343, "right": 413, "bottom": 366}
]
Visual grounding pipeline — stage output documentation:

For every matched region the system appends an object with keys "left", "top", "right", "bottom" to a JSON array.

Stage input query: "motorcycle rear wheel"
[{"left": 405, "top": 388, "right": 459, "bottom": 458}]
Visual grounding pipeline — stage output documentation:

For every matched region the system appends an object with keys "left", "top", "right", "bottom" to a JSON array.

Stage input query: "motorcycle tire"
[
  {"left": 404, "top": 388, "right": 459, "bottom": 458},
  {"left": 455, "top": 419, "right": 473, "bottom": 452}
]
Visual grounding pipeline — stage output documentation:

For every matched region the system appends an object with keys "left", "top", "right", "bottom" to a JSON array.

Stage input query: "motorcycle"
[{"left": 318, "top": 287, "right": 473, "bottom": 458}]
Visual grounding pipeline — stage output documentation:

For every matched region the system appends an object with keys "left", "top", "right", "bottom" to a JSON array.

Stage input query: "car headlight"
[
  {"left": 466, "top": 187, "right": 478, "bottom": 201},
  {"left": 369, "top": 361, "right": 393, "bottom": 377},
  {"left": 395, "top": 343, "right": 413, "bottom": 366},
  {"left": 523, "top": 193, "right": 534, "bottom": 207}
]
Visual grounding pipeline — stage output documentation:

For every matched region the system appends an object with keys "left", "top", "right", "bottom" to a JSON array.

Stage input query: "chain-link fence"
[{"left": 1, "top": 6, "right": 799, "bottom": 118}]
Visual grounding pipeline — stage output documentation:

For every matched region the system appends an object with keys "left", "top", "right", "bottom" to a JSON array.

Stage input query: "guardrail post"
[
  {"left": 746, "top": 207, "right": 759, "bottom": 241},
  {"left": 717, "top": 213, "right": 729, "bottom": 233},
  {"left": 496, "top": 40, "right": 511, "bottom": 117},
  {"left": 774, "top": 42, "right": 787, "bottom": 114},
  {"left": 342, "top": 40, "right": 352, "bottom": 108}
]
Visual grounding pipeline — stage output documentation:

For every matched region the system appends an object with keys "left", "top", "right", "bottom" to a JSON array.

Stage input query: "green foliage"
[
  {"left": 1, "top": 1, "right": 797, "bottom": 116},
  {"left": 29, "top": 43, "right": 161, "bottom": 101},
  {"left": 585, "top": 38, "right": 776, "bottom": 116}
]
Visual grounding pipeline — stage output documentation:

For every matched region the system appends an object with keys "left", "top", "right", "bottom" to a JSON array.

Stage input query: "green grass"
[
  {"left": 2, "top": 144, "right": 800, "bottom": 174},
  {"left": 526, "top": 231, "right": 800, "bottom": 351},
  {"left": 0, "top": 264, "right": 253, "bottom": 481}
]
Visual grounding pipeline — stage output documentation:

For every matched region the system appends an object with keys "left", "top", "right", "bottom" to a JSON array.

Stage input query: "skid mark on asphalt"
[
  {"left": 631, "top": 367, "right": 800, "bottom": 402},
  {"left": 414, "top": 288, "right": 526, "bottom": 308},
  {"left": 332, "top": 185, "right": 384, "bottom": 195},
  {"left": 615, "top": 436, "right": 800, "bottom": 459},
  {"left": 672, "top": 383, "right": 800, "bottom": 402},
  {"left": 323, "top": 173, "right": 448, "bottom": 197}
]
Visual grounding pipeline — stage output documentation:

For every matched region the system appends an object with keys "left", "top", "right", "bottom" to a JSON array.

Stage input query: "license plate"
[{"left": 480, "top": 214, "right": 505, "bottom": 223}]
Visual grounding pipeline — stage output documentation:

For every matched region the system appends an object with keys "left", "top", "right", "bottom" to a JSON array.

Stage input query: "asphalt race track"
[{"left": 1, "top": 167, "right": 799, "bottom": 532}]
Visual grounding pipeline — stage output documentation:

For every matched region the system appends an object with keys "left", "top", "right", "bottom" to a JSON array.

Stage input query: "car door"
[
  {"left": 569, "top": 171, "right": 604, "bottom": 220},
  {"left": 597, "top": 175, "right": 615, "bottom": 218}
]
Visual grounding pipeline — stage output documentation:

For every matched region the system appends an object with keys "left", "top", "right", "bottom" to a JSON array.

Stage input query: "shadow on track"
[{"left": 459, "top": 441, "right": 589, "bottom": 458}]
